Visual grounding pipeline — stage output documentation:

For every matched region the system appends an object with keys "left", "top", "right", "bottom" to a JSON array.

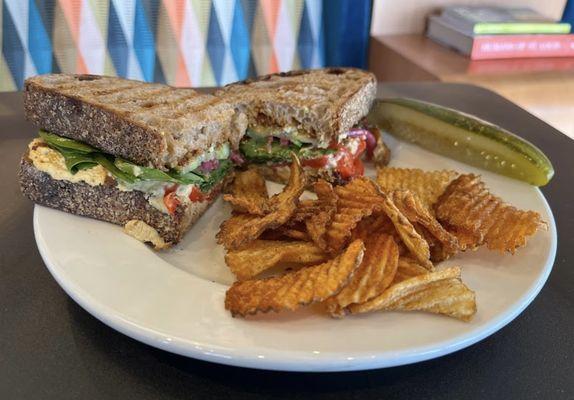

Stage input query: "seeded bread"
[
  {"left": 24, "top": 74, "right": 247, "bottom": 170},
  {"left": 216, "top": 68, "right": 376, "bottom": 147},
  {"left": 19, "top": 153, "right": 223, "bottom": 248}
]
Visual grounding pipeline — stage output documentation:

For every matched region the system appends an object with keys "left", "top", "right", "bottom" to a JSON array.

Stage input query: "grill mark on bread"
[
  {"left": 97, "top": 86, "right": 174, "bottom": 104},
  {"left": 57, "top": 81, "right": 141, "bottom": 95},
  {"left": 216, "top": 68, "right": 376, "bottom": 146},
  {"left": 167, "top": 96, "right": 226, "bottom": 119},
  {"left": 24, "top": 74, "right": 246, "bottom": 169}
]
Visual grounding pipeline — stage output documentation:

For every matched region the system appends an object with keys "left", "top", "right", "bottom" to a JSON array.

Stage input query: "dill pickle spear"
[{"left": 367, "top": 98, "right": 554, "bottom": 186}]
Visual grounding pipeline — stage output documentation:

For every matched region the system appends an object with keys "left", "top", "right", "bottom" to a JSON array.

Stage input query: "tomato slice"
[
  {"left": 336, "top": 149, "right": 356, "bottom": 179},
  {"left": 188, "top": 186, "right": 205, "bottom": 202},
  {"left": 301, "top": 155, "right": 329, "bottom": 168},
  {"left": 300, "top": 137, "right": 367, "bottom": 179},
  {"left": 353, "top": 157, "right": 365, "bottom": 176},
  {"left": 163, "top": 191, "right": 180, "bottom": 215}
]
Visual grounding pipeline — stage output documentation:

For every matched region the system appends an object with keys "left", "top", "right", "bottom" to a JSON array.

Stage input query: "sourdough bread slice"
[
  {"left": 216, "top": 68, "right": 376, "bottom": 147},
  {"left": 24, "top": 74, "right": 247, "bottom": 170},
  {"left": 20, "top": 153, "right": 222, "bottom": 248}
]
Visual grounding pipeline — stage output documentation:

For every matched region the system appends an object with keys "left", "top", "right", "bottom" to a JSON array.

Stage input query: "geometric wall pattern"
[{"left": 1, "top": 0, "right": 325, "bottom": 90}]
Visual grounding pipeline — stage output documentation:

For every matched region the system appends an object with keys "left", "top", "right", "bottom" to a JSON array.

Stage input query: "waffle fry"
[
  {"left": 348, "top": 267, "right": 476, "bottom": 321},
  {"left": 217, "top": 156, "right": 305, "bottom": 249},
  {"left": 325, "top": 233, "right": 399, "bottom": 317},
  {"left": 223, "top": 168, "right": 270, "bottom": 215},
  {"left": 391, "top": 190, "right": 459, "bottom": 262},
  {"left": 226, "top": 240, "right": 328, "bottom": 280},
  {"left": 393, "top": 257, "right": 430, "bottom": 284},
  {"left": 435, "top": 174, "right": 544, "bottom": 253},
  {"left": 225, "top": 240, "right": 365, "bottom": 317},
  {"left": 377, "top": 167, "right": 458, "bottom": 211}
]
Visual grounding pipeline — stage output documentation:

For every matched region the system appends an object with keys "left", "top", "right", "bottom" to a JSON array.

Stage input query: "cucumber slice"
[{"left": 367, "top": 98, "right": 554, "bottom": 186}]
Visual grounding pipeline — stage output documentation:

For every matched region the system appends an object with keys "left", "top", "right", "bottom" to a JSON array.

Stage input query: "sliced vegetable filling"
[
  {"left": 37, "top": 130, "right": 233, "bottom": 213},
  {"left": 239, "top": 127, "right": 375, "bottom": 180}
]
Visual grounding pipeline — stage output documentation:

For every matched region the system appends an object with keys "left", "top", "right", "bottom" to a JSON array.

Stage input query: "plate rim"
[{"left": 33, "top": 188, "right": 557, "bottom": 372}]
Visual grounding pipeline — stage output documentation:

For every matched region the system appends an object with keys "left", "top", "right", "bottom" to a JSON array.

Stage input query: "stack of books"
[{"left": 427, "top": 6, "right": 573, "bottom": 60}]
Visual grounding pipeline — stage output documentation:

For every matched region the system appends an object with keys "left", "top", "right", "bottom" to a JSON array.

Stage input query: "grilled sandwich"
[
  {"left": 20, "top": 74, "right": 247, "bottom": 248},
  {"left": 217, "top": 68, "right": 385, "bottom": 185}
]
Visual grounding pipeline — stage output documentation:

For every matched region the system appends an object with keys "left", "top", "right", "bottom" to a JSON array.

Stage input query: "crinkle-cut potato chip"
[
  {"left": 435, "top": 174, "right": 544, "bottom": 253},
  {"left": 326, "top": 207, "right": 373, "bottom": 253},
  {"left": 225, "top": 240, "right": 365, "bottom": 317},
  {"left": 391, "top": 190, "right": 459, "bottom": 262},
  {"left": 348, "top": 267, "right": 477, "bottom": 322},
  {"left": 351, "top": 214, "right": 394, "bottom": 242},
  {"left": 377, "top": 168, "right": 458, "bottom": 211},
  {"left": 225, "top": 240, "right": 328, "bottom": 281},
  {"left": 327, "top": 178, "right": 433, "bottom": 269},
  {"left": 325, "top": 233, "right": 399, "bottom": 317},
  {"left": 305, "top": 180, "right": 338, "bottom": 250},
  {"left": 291, "top": 199, "right": 319, "bottom": 222},
  {"left": 264, "top": 225, "right": 310, "bottom": 241},
  {"left": 217, "top": 156, "right": 306, "bottom": 250},
  {"left": 417, "top": 226, "right": 457, "bottom": 263},
  {"left": 223, "top": 168, "right": 269, "bottom": 215},
  {"left": 393, "top": 257, "right": 430, "bottom": 284},
  {"left": 377, "top": 192, "right": 434, "bottom": 270},
  {"left": 291, "top": 181, "right": 337, "bottom": 223},
  {"left": 326, "top": 178, "right": 381, "bottom": 252}
]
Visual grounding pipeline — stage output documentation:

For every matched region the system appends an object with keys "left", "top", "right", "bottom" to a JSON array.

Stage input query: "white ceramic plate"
[{"left": 34, "top": 136, "right": 557, "bottom": 372}]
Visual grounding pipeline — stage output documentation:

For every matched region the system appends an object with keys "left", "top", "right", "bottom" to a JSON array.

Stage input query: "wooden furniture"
[{"left": 370, "top": 34, "right": 574, "bottom": 139}]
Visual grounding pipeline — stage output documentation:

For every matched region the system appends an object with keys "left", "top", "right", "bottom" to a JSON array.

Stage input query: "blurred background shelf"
[{"left": 369, "top": 34, "right": 574, "bottom": 140}]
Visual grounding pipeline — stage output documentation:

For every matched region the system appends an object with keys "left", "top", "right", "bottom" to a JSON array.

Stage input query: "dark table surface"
[{"left": 1, "top": 83, "right": 573, "bottom": 400}]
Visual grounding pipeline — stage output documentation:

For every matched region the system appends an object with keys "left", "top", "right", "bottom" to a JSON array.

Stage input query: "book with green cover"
[
  {"left": 473, "top": 22, "right": 571, "bottom": 35},
  {"left": 441, "top": 6, "right": 571, "bottom": 35}
]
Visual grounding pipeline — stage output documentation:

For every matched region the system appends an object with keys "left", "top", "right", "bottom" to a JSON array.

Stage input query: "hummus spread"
[{"left": 28, "top": 139, "right": 108, "bottom": 186}]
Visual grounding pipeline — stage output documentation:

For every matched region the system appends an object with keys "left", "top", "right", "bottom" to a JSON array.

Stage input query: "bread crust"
[
  {"left": 24, "top": 82, "right": 164, "bottom": 167},
  {"left": 217, "top": 68, "right": 376, "bottom": 147},
  {"left": 19, "top": 154, "right": 220, "bottom": 247},
  {"left": 24, "top": 74, "right": 246, "bottom": 170}
]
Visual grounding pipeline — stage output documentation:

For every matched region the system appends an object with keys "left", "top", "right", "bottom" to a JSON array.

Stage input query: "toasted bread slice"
[
  {"left": 24, "top": 74, "right": 247, "bottom": 170},
  {"left": 217, "top": 68, "right": 376, "bottom": 147},
  {"left": 19, "top": 151, "right": 224, "bottom": 249}
]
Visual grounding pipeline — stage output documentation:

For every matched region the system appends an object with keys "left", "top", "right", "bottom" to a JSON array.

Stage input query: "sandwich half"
[
  {"left": 20, "top": 74, "right": 246, "bottom": 248},
  {"left": 217, "top": 68, "right": 382, "bottom": 185}
]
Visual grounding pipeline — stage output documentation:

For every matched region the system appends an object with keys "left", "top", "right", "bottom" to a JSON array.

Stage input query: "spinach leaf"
[
  {"left": 171, "top": 172, "right": 204, "bottom": 185},
  {"left": 39, "top": 130, "right": 99, "bottom": 153},
  {"left": 93, "top": 154, "right": 136, "bottom": 183},
  {"left": 239, "top": 138, "right": 334, "bottom": 163},
  {"left": 115, "top": 159, "right": 179, "bottom": 183},
  {"left": 57, "top": 148, "right": 98, "bottom": 174},
  {"left": 38, "top": 131, "right": 231, "bottom": 188}
]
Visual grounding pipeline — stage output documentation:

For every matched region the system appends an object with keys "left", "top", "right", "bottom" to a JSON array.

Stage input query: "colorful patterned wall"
[{"left": 0, "top": 0, "right": 330, "bottom": 90}]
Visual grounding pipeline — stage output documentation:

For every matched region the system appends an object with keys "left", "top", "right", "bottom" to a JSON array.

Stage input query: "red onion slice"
[
  {"left": 230, "top": 151, "right": 245, "bottom": 165},
  {"left": 346, "top": 128, "right": 376, "bottom": 159},
  {"left": 199, "top": 159, "right": 220, "bottom": 172}
]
